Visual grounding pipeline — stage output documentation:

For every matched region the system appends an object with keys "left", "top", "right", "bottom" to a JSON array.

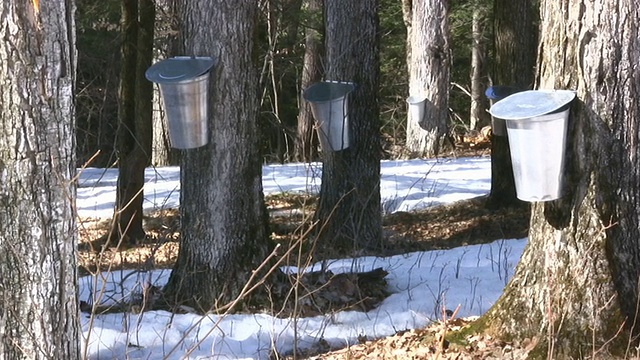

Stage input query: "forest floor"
[
  {"left": 78, "top": 189, "right": 531, "bottom": 359},
  {"left": 78, "top": 138, "right": 536, "bottom": 359}
]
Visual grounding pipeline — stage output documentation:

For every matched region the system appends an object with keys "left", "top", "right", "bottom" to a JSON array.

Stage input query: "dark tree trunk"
[
  {"left": 313, "top": 0, "right": 382, "bottom": 250},
  {"left": 294, "top": 0, "right": 323, "bottom": 162},
  {"left": 405, "top": 0, "right": 450, "bottom": 157},
  {"left": 163, "top": 0, "right": 272, "bottom": 312},
  {"left": 0, "top": 1, "right": 79, "bottom": 358},
  {"left": 485, "top": 0, "right": 537, "bottom": 209},
  {"left": 111, "top": 0, "right": 155, "bottom": 245},
  {"left": 481, "top": 0, "right": 640, "bottom": 357}
]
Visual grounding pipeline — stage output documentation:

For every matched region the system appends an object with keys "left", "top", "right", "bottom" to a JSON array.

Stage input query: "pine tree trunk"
[
  {"left": 313, "top": 0, "right": 382, "bottom": 250},
  {"left": 482, "top": 0, "right": 640, "bottom": 356},
  {"left": 485, "top": 0, "right": 537, "bottom": 209},
  {"left": 405, "top": 0, "right": 450, "bottom": 157},
  {"left": 163, "top": 0, "right": 272, "bottom": 311},
  {"left": 0, "top": 1, "right": 79, "bottom": 358},
  {"left": 294, "top": 0, "right": 323, "bottom": 163}
]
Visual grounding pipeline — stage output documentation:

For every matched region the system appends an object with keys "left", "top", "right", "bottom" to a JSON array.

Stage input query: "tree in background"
[
  {"left": 76, "top": 0, "right": 121, "bottom": 168},
  {"left": 404, "top": 0, "right": 451, "bottom": 157},
  {"left": 151, "top": 0, "right": 180, "bottom": 166},
  {"left": 484, "top": 0, "right": 537, "bottom": 209},
  {"left": 468, "top": 0, "right": 490, "bottom": 131},
  {"left": 162, "top": 0, "right": 272, "bottom": 311},
  {"left": 0, "top": 0, "right": 79, "bottom": 358},
  {"left": 312, "top": 0, "right": 382, "bottom": 250},
  {"left": 479, "top": 0, "right": 640, "bottom": 356},
  {"left": 294, "top": 0, "right": 323, "bottom": 162},
  {"left": 109, "top": 0, "right": 155, "bottom": 245}
]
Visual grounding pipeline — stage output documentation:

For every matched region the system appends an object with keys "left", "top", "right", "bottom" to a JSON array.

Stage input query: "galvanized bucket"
[
  {"left": 303, "top": 81, "right": 355, "bottom": 151},
  {"left": 146, "top": 57, "right": 215, "bottom": 149},
  {"left": 484, "top": 86, "right": 521, "bottom": 136},
  {"left": 406, "top": 95, "right": 427, "bottom": 128},
  {"left": 489, "top": 90, "right": 576, "bottom": 202}
]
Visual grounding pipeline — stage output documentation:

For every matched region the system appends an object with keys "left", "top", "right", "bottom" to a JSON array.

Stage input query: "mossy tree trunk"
[
  {"left": 312, "top": 0, "right": 382, "bottom": 250},
  {"left": 0, "top": 0, "right": 79, "bottom": 358},
  {"left": 162, "top": 0, "right": 272, "bottom": 312},
  {"left": 482, "top": 0, "right": 640, "bottom": 357},
  {"left": 405, "top": 0, "right": 451, "bottom": 157},
  {"left": 485, "top": 0, "right": 537, "bottom": 209}
]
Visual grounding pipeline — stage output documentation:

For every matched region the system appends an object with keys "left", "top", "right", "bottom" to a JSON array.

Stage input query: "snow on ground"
[{"left": 77, "top": 156, "right": 527, "bottom": 360}]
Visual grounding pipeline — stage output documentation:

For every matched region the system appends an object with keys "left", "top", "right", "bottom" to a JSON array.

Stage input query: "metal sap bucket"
[
  {"left": 303, "top": 81, "right": 355, "bottom": 151},
  {"left": 489, "top": 90, "right": 576, "bottom": 202},
  {"left": 146, "top": 56, "right": 215, "bottom": 149},
  {"left": 485, "top": 86, "right": 521, "bottom": 136},
  {"left": 406, "top": 95, "right": 428, "bottom": 128}
]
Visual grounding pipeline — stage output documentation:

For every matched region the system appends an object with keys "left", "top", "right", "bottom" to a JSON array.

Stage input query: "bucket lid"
[
  {"left": 489, "top": 89, "right": 576, "bottom": 120},
  {"left": 146, "top": 56, "right": 215, "bottom": 84},
  {"left": 303, "top": 81, "right": 355, "bottom": 103},
  {"left": 406, "top": 95, "right": 427, "bottom": 105},
  {"left": 484, "top": 85, "right": 521, "bottom": 101}
]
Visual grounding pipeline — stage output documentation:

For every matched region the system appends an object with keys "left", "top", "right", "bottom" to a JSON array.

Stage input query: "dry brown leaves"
[{"left": 300, "top": 317, "right": 534, "bottom": 360}]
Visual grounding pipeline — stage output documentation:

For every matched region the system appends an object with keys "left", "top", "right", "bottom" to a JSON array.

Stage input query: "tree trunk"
[
  {"left": 481, "top": 0, "right": 640, "bottom": 357},
  {"left": 469, "top": 5, "right": 489, "bottom": 131},
  {"left": 405, "top": 0, "right": 450, "bottom": 157},
  {"left": 151, "top": 0, "right": 180, "bottom": 166},
  {"left": 313, "top": 0, "right": 382, "bottom": 250},
  {"left": 485, "top": 0, "right": 537, "bottom": 209},
  {"left": 111, "top": 0, "right": 154, "bottom": 245},
  {"left": 0, "top": 1, "right": 79, "bottom": 358},
  {"left": 163, "top": 0, "right": 272, "bottom": 312},
  {"left": 294, "top": 0, "right": 323, "bottom": 162}
]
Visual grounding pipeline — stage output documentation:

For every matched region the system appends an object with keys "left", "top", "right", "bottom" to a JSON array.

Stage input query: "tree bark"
[
  {"left": 151, "top": 0, "right": 179, "bottom": 166},
  {"left": 482, "top": 0, "right": 640, "bottom": 356},
  {"left": 294, "top": 0, "right": 323, "bottom": 163},
  {"left": 111, "top": 0, "right": 154, "bottom": 245},
  {"left": 313, "top": 0, "right": 382, "bottom": 250},
  {"left": 469, "top": 5, "right": 489, "bottom": 131},
  {"left": 0, "top": 1, "right": 79, "bottom": 358},
  {"left": 163, "top": 0, "right": 272, "bottom": 312},
  {"left": 485, "top": 0, "right": 537, "bottom": 209},
  {"left": 405, "top": 0, "right": 450, "bottom": 157}
]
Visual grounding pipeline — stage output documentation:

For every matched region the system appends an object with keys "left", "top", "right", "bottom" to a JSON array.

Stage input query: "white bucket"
[
  {"left": 406, "top": 95, "right": 427, "bottom": 127},
  {"left": 303, "top": 82, "right": 355, "bottom": 151},
  {"left": 146, "top": 57, "right": 215, "bottom": 149},
  {"left": 490, "top": 90, "right": 576, "bottom": 202},
  {"left": 506, "top": 108, "right": 570, "bottom": 201}
]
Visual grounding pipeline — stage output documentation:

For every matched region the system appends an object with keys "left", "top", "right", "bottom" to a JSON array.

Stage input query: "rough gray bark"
[
  {"left": 294, "top": 0, "right": 323, "bottom": 162},
  {"left": 485, "top": 0, "right": 537, "bottom": 209},
  {"left": 313, "top": 0, "right": 382, "bottom": 250},
  {"left": 0, "top": 0, "right": 79, "bottom": 358},
  {"left": 163, "top": 0, "right": 272, "bottom": 311},
  {"left": 482, "top": 0, "right": 640, "bottom": 357},
  {"left": 405, "top": 0, "right": 450, "bottom": 157}
]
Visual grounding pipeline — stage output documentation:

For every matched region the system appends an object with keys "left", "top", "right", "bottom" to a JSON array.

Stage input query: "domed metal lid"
[
  {"left": 145, "top": 56, "right": 215, "bottom": 84},
  {"left": 303, "top": 81, "right": 356, "bottom": 103},
  {"left": 489, "top": 90, "right": 576, "bottom": 120}
]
